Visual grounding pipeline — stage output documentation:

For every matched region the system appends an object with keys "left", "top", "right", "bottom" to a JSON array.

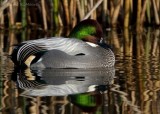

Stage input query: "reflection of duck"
[
  {"left": 68, "top": 92, "right": 103, "bottom": 113},
  {"left": 11, "top": 19, "right": 115, "bottom": 68},
  {"left": 12, "top": 67, "right": 115, "bottom": 96}
]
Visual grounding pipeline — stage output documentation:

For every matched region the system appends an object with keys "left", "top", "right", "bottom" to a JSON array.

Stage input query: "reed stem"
[
  {"left": 76, "top": 0, "right": 83, "bottom": 20},
  {"left": 61, "top": 0, "right": 70, "bottom": 25},
  {"left": 9, "top": 4, "right": 15, "bottom": 27},
  {"left": 124, "top": 0, "right": 130, "bottom": 28},
  {"left": 53, "top": 0, "right": 59, "bottom": 27},
  {"left": 136, "top": 0, "right": 142, "bottom": 32},
  {"left": 41, "top": 0, "right": 48, "bottom": 30},
  {"left": 152, "top": 0, "right": 160, "bottom": 25},
  {"left": 69, "top": 0, "right": 76, "bottom": 27},
  {"left": 111, "top": 0, "right": 121, "bottom": 28},
  {"left": 102, "top": 0, "right": 108, "bottom": 24},
  {"left": 83, "top": 0, "right": 103, "bottom": 20},
  {"left": 141, "top": 0, "right": 147, "bottom": 25},
  {"left": 20, "top": 0, "right": 27, "bottom": 28}
]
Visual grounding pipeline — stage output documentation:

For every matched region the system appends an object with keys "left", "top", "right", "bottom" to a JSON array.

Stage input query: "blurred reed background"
[{"left": 0, "top": 0, "right": 160, "bottom": 31}]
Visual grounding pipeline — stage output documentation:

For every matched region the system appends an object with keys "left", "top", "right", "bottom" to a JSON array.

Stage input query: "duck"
[{"left": 11, "top": 19, "right": 115, "bottom": 69}]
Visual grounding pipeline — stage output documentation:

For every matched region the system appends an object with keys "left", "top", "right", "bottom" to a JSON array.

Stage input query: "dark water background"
[{"left": 0, "top": 28, "right": 160, "bottom": 114}]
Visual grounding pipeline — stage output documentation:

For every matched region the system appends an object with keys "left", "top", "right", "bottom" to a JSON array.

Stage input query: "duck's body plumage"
[
  {"left": 11, "top": 19, "right": 115, "bottom": 69},
  {"left": 12, "top": 37, "right": 115, "bottom": 68}
]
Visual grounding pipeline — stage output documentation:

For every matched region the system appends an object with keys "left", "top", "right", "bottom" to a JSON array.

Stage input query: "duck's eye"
[{"left": 75, "top": 53, "right": 85, "bottom": 56}]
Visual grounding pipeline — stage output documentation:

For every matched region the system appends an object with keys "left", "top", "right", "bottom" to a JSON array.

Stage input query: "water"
[{"left": 0, "top": 28, "right": 160, "bottom": 114}]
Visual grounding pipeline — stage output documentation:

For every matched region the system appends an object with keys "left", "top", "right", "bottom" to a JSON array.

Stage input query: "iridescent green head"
[{"left": 68, "top": 19, "right": 103, "bottom": 44}]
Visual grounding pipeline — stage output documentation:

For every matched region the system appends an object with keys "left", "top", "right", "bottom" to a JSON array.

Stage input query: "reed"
[
  {"left": 69, "top": 0, "right": 76, "bottom": 27},
  {"left": 124, "top": 0, "right": 130, "bottom": 28},
  {"left": 111, "top": 0, "right": 121, "bottom": 28},
  {"left": 136, "top": 0, "right": 142, "bottom": 32},
  {"left": 152, "top": 0, "right": 160, "bottom": 25},
  {"left": 20, "top": 0, "right": 27, "bottom": 28},
  {"left": 0, "top": 0, "right": 160, "bottom": 29},
  {"left": 41, "top": 0, "right": 48, "bottom": 30},
  {"left": 53, "top": 0, "right": 59, "bottom": 27}
]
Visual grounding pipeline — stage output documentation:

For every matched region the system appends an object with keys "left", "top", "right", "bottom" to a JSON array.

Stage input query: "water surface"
[{"left": 0, "top": 28, "right": 160, "bottom": 114}]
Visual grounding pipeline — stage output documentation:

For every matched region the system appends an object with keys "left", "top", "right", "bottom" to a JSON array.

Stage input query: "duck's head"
[{"left": 68, "top": 19, "right": 103, "bottom": 44}]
